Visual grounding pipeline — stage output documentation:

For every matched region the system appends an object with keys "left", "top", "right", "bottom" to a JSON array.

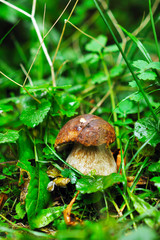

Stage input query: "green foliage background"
[{"left": 0, "top": 0, "right": 160, "bottom": 239}]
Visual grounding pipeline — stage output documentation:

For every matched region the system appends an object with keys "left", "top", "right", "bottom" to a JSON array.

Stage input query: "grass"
[{"left": 0, "top": 0, "right": 160, "bottom": 239}]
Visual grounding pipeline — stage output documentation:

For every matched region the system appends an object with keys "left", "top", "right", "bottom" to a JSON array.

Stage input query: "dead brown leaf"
[
  {"left": 0, "top": 193, "right": 8, "bottom": 211},
  {"left": 63, "top": 191, "right": 82, "bottom": 226}
]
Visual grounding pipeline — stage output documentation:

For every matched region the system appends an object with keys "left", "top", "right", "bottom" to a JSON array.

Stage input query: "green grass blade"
[
  {"left": 93, "top": 0, "right": 159, "bottom": 123},
  {"left": 126, "top": 133, "right": 156, "bottom": 170},
  {"left": 119, "top": 25, "right": 152, "bottom": 63},
  {"left": 45, "top": 143, "right": 84, "bottom": 177},
  {"left": 149, "top": 0, "right": 160, "bottom": 61},
  {"left": 0, "top": 20, "right": 20, "bottom": 45}
]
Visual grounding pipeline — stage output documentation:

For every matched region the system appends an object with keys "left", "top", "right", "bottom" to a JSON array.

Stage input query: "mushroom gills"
[{"left": 66, "top": 143, "right": 117, "bottom": 176}]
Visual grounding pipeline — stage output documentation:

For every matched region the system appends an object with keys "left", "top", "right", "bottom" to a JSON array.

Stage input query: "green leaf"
[
  {"left": 138, "top": 71, "right": 157, "bottom": 81},
  {"left": 58, "top": 93, "right": 80, "bottom": 117},
  {"left": 29, "top": 206, "right": 65, "bottom": 229},
  {"left": 0, "top": 130, "right": 19, "bottom": 143},
  {"left": 20, "top": 99, "right": 51, "bottom": 127},
  {"left": 18, "top": 131, "right": 34, "bottom": 162},
  {"left": 61, "top": 169, "right": 77, "bottom": 184},
  {"left": 110, "top": 65, "right": 124, "bottom": 78},
  {"left": 150, "top": 176, "right": 160, "bottom": 191},
  {"left": 103, "top": 44, "right": 121, "bottom": 53},
  {"left": 128, "top": 190, "right": 159, "bottom": 227},
  {"left": 0, "top": 104, "right": 13, "bottom": 113},
  {"left": 91, "top": 72, "right": 108, "bottom": 84},
  {"left": 132, "top": 60, "right": 159, "bottom": 81},
  {"left": 85, "top": 35, "right": 107, "bottom": 52},
  {"left": 114, "top": 99, "right": 139, "bottom": 117},
  {"left": 26, "top": 166, "right": 51, "bottom": 222},
  {"left": 77, "top": 53, "right": 99, "bottom": 64},
  {"left": 129, "top": 92, "right": 143, "bottom": 102},
  {"left": 134, "top": 117, "right": 160, "bottom": 147},
  {"left": 15, "top": 202, "right": 26, "bottom": 219},
  {"left": 132, "top": 60, "right": 149, "bottom": 70},
  {"left": 76, "top": 173, "right": 123, "bottom": 194},
  {"left": 147, "top": 61, "right": 160, "bottom": 70},
  {"left": 18, "top": 161, "right": 51, "bottom": 227},
  {"left": 114, "top": 119, "right": 134, "bottom": 126},
  {"left": 148, "top": 161, "right": 160, "bottom": 172}
]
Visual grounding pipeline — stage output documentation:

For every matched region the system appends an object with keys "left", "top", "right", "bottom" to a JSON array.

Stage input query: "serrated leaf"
[
  {"left": 91, "top": 72, "right": 108, "bottom": 84},
  {"left": 134, "top": 117, "right": 160, "bottom": 147},
  {"left": 76, "top": 173, "right": 123, "bottom": 194},
  {"left": 0, "top": 130, "right": 19, "bottom": 143},
  {"left": 20, "top": 99, "right": 51, "bottom": 127},
  {"left": 138, "top": 71, "right": 157, "bottom": 80},
  {"left": 130, "top": 92, "right": 143, "bottom": 102},
  {"left": 29, "top": 206, "right": 65, "bottom": 229},
  {"left": 58, "top": 93, "right": 80, "bottom": 117},
  {"left": 129, "top": 80, "right": 138, "bottom": 88},
  {"left": 85, "top": 35, "right": 107, "bottom": 52},
  {"left": 147, "top": 62, "right": 160, "bottom": 70},
  {"left": 132, "top": 60, "right": 148, "bottom": 70}
]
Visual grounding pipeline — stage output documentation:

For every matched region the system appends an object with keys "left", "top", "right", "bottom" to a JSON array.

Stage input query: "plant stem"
[
  {"left": 122, "top": 192, "right": 137, "bottom": 229},
  {"left": 119, "top": 141, "right": 127, "bottom": 187},
  {"left": 103, "top": 191, "right": 109, "bottom": 219},
  {"left": 93, "top": 0, "right": 159, "bottom": 124},
  {"left": 108, "top": 192, "right": 122, "bottom": 216},
  {"left": 149, "top": 0, "right": 160, "bottom": 61},
  {"left": 0, "top": 0, "right": 56, "bottom": 86},
  {"left": 100, "top": 53, "right": 120, "bottom": 148}
]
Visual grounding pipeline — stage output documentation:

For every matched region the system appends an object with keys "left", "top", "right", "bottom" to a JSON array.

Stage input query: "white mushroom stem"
[{"left": 66, "top": 143, "right": 117, "bottom": 176}]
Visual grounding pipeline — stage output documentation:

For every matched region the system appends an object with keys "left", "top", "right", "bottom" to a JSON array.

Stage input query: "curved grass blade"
[{"left": 119, "top": 25, "right": 152, "bottom": 63}]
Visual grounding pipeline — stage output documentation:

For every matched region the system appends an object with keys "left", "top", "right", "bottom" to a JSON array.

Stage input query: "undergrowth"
[{"left": 0, "top": 0, "right": 160, "bottom": 239}]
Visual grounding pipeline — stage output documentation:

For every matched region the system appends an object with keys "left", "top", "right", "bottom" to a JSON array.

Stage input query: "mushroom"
[{"left": 54, "top": 114, "right": 117, "bottom": 176}]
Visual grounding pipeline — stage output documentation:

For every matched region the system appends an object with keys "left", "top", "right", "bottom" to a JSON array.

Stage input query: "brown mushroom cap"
[{"left": 54, "top": 114, "right": 115, "bottom": 150}]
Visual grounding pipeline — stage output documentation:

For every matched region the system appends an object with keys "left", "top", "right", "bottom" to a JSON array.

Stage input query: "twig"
[
  {"left": 20, "top": 64, "right": 34, "bottom": 86},
  {"left": 0, "top": 0, "right": 55, "bottom": 85},
  {"left": 0, "top": 0, "right": 72, "bottom": 87},
  {"left": 89, "top": 88, "right": 112, "bottom": 114},
  {"left": 0, "top": 71, "right": 41, "bottom": 104},
  {"left": 52, "top": 0, "right": 80, "bottom": 64}
]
